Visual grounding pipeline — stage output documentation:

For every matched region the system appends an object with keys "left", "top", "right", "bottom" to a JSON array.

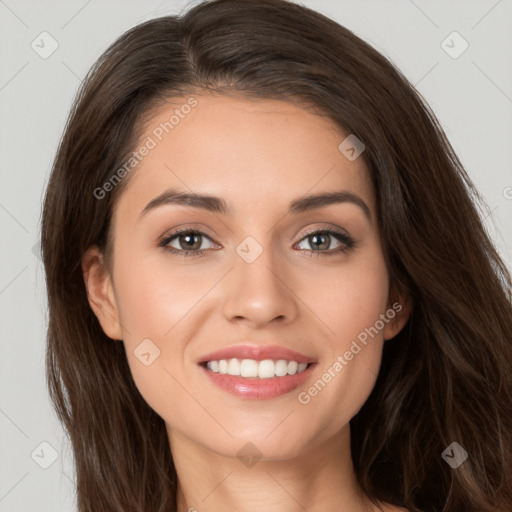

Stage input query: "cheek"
[
  {"left": 312, "top": 249, "right": 390, "bottom": 342},
  {"left": 111, "top": 253, "right": 216, "bottom": 413},
  {"left": 113, "top": 250, "right": 208, "bottom": 339},
  {"left": 296, "top": 249, "right": 390, "bottom": 427},
  {"left": 112, "top": 269, "right": 189, "bottom": 419}
]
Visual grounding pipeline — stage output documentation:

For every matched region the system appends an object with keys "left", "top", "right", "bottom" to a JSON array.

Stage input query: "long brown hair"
[{"left": 41, "top": 0, "right": 512, "bottom": 510}]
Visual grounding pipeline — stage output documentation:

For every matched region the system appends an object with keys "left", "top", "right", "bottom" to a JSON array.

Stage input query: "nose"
[{"left": 222, "top": 240, "right": 299, "bottom": 328}]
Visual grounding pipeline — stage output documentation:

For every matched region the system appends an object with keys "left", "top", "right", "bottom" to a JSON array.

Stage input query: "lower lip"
[{"left": 199, "top": 363, "right": 317, "bottom": 399}]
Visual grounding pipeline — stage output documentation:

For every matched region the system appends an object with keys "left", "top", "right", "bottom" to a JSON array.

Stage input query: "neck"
[{"left": 169, "top": 424, "right": 375, "bottom": 512}]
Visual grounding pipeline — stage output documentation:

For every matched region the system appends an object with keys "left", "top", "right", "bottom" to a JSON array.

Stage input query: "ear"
[
  {"left": 82, "top": 245, "right": 124, "bottom": 341},
  {"left": 383, "top": 287, "right": 412, "bottom": 341}
]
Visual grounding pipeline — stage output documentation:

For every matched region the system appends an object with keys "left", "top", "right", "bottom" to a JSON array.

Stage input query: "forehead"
[{"left": 115, "top": 94, "right": 374, "bottom": 220}]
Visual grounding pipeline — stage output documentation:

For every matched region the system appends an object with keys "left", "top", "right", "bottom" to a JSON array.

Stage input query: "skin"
[{"left": 83, "top": 94, "right": 411, "bottom": 512}]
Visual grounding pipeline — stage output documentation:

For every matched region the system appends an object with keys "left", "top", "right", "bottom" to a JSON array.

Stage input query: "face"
[{"left": 83, "top": 94, "right": 409, "bottom": 460}]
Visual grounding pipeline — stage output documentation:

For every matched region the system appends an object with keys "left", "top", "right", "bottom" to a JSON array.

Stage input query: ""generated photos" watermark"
[{"left": 298, "top": 301, "right": 403, "bottom": 405}]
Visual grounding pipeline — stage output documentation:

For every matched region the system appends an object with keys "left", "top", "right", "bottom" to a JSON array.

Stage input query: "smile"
[
  {"left": 197, "top": 343, "right": 317, "bottom": 399},
  {"left": 204, "top": 358, "right": 309, "bottom": 378}
]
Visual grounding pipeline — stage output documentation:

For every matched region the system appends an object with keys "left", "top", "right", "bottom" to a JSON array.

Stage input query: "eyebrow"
[{"left": 139, "top": 188, "right": 372, "bottom": 221}]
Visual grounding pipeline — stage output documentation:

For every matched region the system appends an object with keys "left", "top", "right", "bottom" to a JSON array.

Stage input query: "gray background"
[{"left": 1, "top": 0, "right": 511, "bottom": 510}]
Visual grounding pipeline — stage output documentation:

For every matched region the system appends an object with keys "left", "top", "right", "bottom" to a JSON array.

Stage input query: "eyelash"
[{"left": 158, "top": 226, "right": 355, "bottom": 259}]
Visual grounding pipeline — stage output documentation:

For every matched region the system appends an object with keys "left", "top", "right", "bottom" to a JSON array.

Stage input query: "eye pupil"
[
  {"left": 180, "top": 233, "right": 201, "bottom": 250},
  {"left": 310, "top": 233, "right": 330, "bottom": 250}
]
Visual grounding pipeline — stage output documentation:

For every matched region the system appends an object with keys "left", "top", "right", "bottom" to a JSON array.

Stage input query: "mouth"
[
  {"left": 197, "top": 344, "right": 317, "bottom": 399},
  {"left": 200, "top": 358, "right": 312, "bottom": 378}
]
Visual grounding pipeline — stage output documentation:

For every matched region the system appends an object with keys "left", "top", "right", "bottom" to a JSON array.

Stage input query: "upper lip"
[{"left": 198, "top": 344, "right": 316, "bottom": 364}]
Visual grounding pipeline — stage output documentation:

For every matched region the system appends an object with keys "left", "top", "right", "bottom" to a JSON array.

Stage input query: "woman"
[{"left": 40, "top": 0, "right": 512, "bottom": 511}]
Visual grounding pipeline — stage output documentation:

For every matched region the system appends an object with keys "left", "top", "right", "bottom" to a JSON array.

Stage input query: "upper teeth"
[{"left": 206, "top": 359, "right": 309, "bottom": 379}]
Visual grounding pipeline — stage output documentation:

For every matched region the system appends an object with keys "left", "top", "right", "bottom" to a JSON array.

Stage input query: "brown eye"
[
  {"left": 295, "top": 229, "right": 355, "bottom": 256},
  {"left": 159, "top": 229, "right": 217, "bottom": 257},
  {"left": 175, "top": 232, "right": 203, "bottom": 251}
]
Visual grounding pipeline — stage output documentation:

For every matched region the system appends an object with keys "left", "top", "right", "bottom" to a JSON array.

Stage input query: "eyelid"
[
  {"left": 158, "top": 223, "right": 216, "bottom": 242},
  {"left": 158, "top": 225, "right": 219, "bottom": 248},
  {"left": 158, "top": 223, "right": 355, "bottom": 260},
  {"left": 298, "top": 223, "right": 350, "bottom": 239},
  {"left": 159, "top": 223, "right": 352, "bottom": 245}
]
